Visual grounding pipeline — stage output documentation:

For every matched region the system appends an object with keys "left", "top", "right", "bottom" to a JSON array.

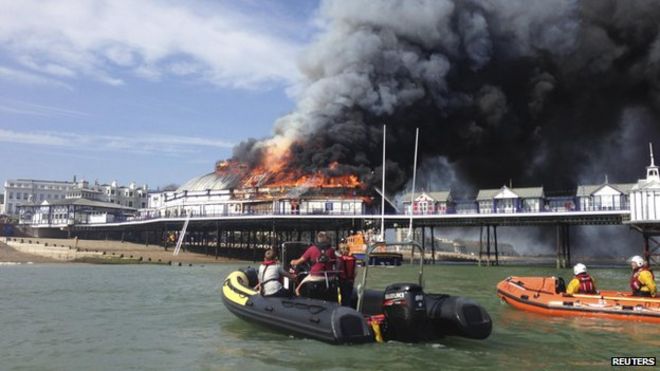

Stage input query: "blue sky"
[{"left": 0, "top": 0, "right": 320, "bottom": 190}]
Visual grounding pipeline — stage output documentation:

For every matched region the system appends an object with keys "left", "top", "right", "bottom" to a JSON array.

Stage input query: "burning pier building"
[{"left": 148, "top": 160, "right": 370, "bottom": 218}]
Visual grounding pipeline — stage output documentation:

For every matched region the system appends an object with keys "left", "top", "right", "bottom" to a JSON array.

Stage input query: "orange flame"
[{"left": 219, "top": 139, "right": 364, "bottom": 190}]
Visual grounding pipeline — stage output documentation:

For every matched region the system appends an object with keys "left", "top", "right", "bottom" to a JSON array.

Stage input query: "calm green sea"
[{"left": 0, "top": 263, "right": 658, "bottom": 370}]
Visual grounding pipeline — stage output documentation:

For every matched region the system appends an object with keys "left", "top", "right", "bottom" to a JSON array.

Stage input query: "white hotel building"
[
  {"left": 4, "top": 178, "right": 149, "bottom": 217},
  {"left": 2, "top": 179, "right": 75, "bottom": 216}
]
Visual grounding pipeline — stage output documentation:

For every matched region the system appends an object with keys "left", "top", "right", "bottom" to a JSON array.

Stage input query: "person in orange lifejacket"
[
  {"left": 629, "top": 255, "right": 657, "bottom": 297},
  {"left": 337, "top": 239, "right": 357, "bottom": 306},
  {"left": 566, "top": 263, "right": 597, "bottom": 295}
]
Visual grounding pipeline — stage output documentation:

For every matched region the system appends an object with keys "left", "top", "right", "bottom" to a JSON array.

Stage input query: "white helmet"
[
  {"left": 573, "top": 263, "right": 587, "bottom": 275},
  {"left": 629, "top": 255, "right": 645, "bottom": 268}
]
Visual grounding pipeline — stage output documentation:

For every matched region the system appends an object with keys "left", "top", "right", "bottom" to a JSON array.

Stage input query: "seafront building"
[
  {"left": 14, "top": 178, "right": 148, "bottom": 227},
  {"left": 630, "top": 145, "right": 660, "bottom": 222},
  {"left": 476, "top": 186, "right": 545, "bottom": 214},
  {"left": 2, "top": 179, "right": 76, "bottom": 216},
  {"left": 73, "top": 179, "right": 149, "bottom": 208},
  {"left": 576, "top": 179, "right": 634, "bottom": 211},
  {"left": 401, "top": 191, "right": 452, "bottom": 215}
]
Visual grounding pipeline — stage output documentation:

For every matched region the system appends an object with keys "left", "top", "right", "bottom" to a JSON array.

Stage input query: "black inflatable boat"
[{"left": 221, "top": 241, "right": 492, "bottom": 344}]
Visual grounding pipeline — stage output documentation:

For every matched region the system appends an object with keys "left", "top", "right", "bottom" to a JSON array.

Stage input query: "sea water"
[{"left": 0, "top": 263, "right": 658, "bottom": 370}]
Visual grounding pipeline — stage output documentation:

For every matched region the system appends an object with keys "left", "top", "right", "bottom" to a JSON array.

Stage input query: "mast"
[
  {"left": 651, "top": 142, "right": 655, "bottom": 167},
  {"left": 407, "top": 128, "right": 419, "bottom": 241},
  {"left": 380, "top": 124, "right": 386, "bottom": 242}
]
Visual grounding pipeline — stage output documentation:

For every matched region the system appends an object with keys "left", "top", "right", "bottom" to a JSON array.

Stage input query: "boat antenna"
[
  {"left": 407, "top": 128, "right": 419, "bottom": 241},
  {"left": 380, "top": 124, "right": 386, "bottom": 242}
]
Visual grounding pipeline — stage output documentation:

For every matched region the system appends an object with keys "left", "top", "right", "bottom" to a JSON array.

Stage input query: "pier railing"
[{"left": 19, "top": 203, "right": 632, "bottom": 227}]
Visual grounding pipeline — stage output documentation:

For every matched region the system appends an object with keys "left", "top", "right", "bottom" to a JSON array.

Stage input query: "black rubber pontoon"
[{"left": 221, "top": 240, "right": 492, "bottom": 344}]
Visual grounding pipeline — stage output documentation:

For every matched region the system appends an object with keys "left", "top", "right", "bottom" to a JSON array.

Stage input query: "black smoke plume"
[{"left": 233, "top": 0, "right": 660, "bottom": 196}]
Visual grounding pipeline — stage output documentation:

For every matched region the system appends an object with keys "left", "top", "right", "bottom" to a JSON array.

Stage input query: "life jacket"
[
  {"left": 314, "top": 243, "right": 331, "bottom": 264},
  {"left": 339, "top": 255, "right": 357, "bottom": 281},
  {"left": 576, "top": 272, "right": 596, "bottom": 294},
  {"left": 309, "top": 243, "right": 335, "bottom": 276},
  {"left": 259, "top": 260, "right": 280, "bottom": 295},
  {"left": 631, "top": 267, "right": 655, "bottom": 293}
]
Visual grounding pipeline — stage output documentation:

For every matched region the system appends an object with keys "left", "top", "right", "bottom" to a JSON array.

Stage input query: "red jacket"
[{"left": 338, "top": 255, "right": 357, "bottom": 282}]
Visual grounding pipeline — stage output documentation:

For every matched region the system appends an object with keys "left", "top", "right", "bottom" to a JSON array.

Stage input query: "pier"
[
  {"left": 15, "top": 209, "right": 632, "bottom": 267},
  {"left": 13, "top": 145, "right": 660, "bottom": 267}
]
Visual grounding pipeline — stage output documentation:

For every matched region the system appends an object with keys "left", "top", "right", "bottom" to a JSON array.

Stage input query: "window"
[
  {"left": 129, "top": 201, "right": 133, "bottom": 207},
  {"left": 8, "top": 192, "right": 13, "bottom": 199},
  {"left": 16, "top": 193, "right": 21, "bottom": 200}
]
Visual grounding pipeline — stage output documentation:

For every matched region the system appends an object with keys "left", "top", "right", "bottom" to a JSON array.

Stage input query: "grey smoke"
[{"left": 234, "top": 0, "right": 660, "bottom": 196}]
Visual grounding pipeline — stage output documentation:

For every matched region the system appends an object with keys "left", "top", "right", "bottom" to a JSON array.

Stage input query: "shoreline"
[
  {"left": 1, "top": 237, "right": 634, "bottom": 268},
  {"left": 0, "top": 237, "right": 244, "bottom": 265}
]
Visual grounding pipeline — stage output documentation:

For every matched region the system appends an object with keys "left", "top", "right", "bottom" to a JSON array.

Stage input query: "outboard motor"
[
  {"left": 426, "top": 294, "right": 492, "bottom": 339},
  {"left": 382, "top": 283, "right": 430, "bottom": 342},
  {"left": 555, "top": 277, "right": 566, "bottom": 294}
]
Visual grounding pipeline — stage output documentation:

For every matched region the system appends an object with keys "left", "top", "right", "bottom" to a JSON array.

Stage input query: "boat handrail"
[
  {"left": 356, "top": 239, "right": 425, "bottom": 313},
  {"left": 280, "top": 241, "right": 311, "bottom": 270}
]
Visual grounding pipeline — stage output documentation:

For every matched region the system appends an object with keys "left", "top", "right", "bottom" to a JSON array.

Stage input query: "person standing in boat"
[
  {"left": 337, "top": 238, "right": 357, "bottom": 306},
  {"left": 566, "top": 263, "right": 597, "bottom": 295},
  {"left": 629, "top": 255, "right": 657, "bottom": 298},
  {"left": 256, "top": 249, "right": 294, "bottom": 297},
  {"left": 290, "top": 231, "right": 337, "bottom": 298}
]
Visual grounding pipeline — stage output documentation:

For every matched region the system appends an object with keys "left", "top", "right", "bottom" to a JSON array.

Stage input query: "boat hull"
[
  {"left": 222, "top": 270, "right": 373, "bottom": 344},
  {"left": 222, "top": 269, "right": 493, "bottom": 343},
  {"left": 497, "top": 276, "right": 660, "bottom": 323}
]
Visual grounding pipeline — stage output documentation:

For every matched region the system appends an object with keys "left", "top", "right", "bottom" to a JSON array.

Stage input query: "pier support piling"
[
  {"left": 556, "top": 224, "right": 571, "bottom": 269},
  {"left": 479, "top": 226, "right": 483, "bottom": 267},
  {"left": 494, "top": 225, "right": 499, "bottom": 266},
  {"left": 431, "top": 226, "right": 436, "bottom": 264},
  {"left": 486, "top": 225, "right": 491, "bottom": 266}
]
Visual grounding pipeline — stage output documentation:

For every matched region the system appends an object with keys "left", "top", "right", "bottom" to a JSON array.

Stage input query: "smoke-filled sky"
[
  {"left": 235, "top": 0, "right": 660, "bottom": 197},
  {"left": 2, "top": 0, "right": 660, "bottom": 196},
  {"left": 2, "top": 0, "right": 656, "bottom": 256}
]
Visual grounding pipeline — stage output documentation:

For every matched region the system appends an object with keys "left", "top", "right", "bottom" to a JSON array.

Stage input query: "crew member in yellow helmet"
[{"left": 629, "top": 255, "right": 656, "bottom": 297}]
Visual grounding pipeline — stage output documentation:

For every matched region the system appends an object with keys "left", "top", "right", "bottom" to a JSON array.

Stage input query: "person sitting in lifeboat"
[
  {"left": 290, "top": 231, "right": 338, "bottom": 300},
  {"left": 256, "top": 249, "right": 295, "bottom": 297},
  {"left": 629, "top": 255, "right": 657, "bottom": 298},
  {"left": 566, "top": 263, "right": 598, "bottom": 295}
]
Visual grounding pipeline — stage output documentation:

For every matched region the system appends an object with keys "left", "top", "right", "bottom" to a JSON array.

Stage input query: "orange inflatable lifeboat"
[{"left": 497, "top": 276, "right": 660, "bottom": 323}]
